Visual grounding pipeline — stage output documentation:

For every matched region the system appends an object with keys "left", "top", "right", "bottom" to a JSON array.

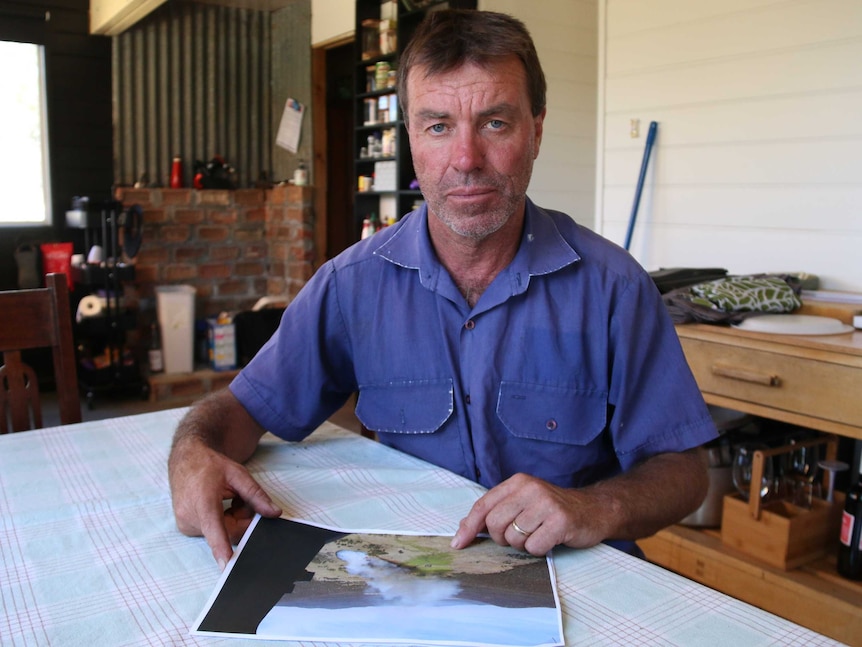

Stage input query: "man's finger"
[
  {"left": 198, "top": 498, "right": 234, "bottom": 570},
  {"left": 450, "top": 489, "right": 501, "bottom": 549},
  {"left": 450, "top": 514, "right": 481, "bottom": 549},
  {"left": 226, "top": 464, "right": 283, "bottom": 518}
]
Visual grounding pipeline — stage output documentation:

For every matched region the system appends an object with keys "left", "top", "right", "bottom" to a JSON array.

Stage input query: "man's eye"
[
  {"left": 487, "top": 119, "right": 505, "bottom": 130},
  {"left": 429, "top": 123, "right": 446, "bottom": 134}
]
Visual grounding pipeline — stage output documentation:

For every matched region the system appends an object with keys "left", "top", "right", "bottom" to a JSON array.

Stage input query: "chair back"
[{"left": 0, "top": 273, "right": 81, "bottom": 432}]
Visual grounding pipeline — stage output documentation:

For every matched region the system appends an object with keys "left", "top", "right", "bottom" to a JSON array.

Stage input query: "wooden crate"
[
  {"left": 721, "top": 493, "right": 843, "bottom": 569},
  {"left": 720, "top": 435, "right": 844, "bottom": 570}
]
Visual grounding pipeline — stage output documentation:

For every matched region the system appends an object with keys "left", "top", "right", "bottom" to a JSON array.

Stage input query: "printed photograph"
[{"left": 194, "top": 517, "right": 563, "bottom": 647}]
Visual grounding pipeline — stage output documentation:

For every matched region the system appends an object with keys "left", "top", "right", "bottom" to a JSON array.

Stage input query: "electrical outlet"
[{"left": 630, "top": 119, "right": 640, "bottom": 138}]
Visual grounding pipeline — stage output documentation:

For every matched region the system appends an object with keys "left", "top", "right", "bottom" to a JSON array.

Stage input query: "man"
[{"left": 169, "top": 9, "right": 715, "bottom": 571}]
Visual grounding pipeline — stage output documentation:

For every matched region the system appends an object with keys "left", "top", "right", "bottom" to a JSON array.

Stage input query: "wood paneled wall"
[
  {"left": 480, "top": 0, "right": 598, "bottom": 226},
  {"left": 597, "top": 0, "right": 862, "bottom": 292}
]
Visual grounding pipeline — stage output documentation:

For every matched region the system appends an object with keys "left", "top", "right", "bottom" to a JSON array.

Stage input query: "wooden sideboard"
[
  {"left": 639, "top": 310, "right": 862, "bottom": 645},
  {"left": 675, "top": 316, "right": 862, "bottom": 440}
]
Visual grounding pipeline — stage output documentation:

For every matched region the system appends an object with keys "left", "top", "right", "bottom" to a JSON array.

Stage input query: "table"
[{"left": 0, "top": 408, "right": 845, "bottom": 646}]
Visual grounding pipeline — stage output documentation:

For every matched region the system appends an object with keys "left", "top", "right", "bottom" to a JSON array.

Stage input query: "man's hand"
[
  {"left": 450, "top": 473, "right": 613, "bottom": 556},
  {"left": 167, "top": 390, "right": 282, "bottom": 569},
  {"left": 450, "top": 449, "right": 708, "bottom": 556},
  {"left": 169, "top": 435, "right": 282, "bottom": 570}
]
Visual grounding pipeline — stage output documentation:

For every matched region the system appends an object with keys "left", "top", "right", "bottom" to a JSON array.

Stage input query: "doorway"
[{"left": 311, "top": 39, "right": 354, "bottom": 265}]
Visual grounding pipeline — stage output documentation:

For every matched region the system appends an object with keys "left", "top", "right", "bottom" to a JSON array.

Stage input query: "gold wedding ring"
[{"left": 511, "top": 520, "right": 531, "bottom": 537}]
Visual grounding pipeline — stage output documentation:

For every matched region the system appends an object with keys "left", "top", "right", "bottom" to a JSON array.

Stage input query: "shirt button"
[
  {"left": 465, "top": 394, "right": 471, "bottom": 404},
  {"left": 464, "top": 319, "right": 475, "bottom": 330},
  {"left": 545, "top": 419, "right": 558, "bottom": 431}
]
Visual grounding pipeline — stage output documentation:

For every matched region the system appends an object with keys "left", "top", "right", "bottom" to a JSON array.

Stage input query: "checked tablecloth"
[{"left": 0, "top": 408, "right": 844, "bottom": 646}]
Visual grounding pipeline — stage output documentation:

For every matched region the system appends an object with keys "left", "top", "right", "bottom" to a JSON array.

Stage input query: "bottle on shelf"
[
  {"left": 170, "top": 156, "right": 183, "bottom": 188},
  {"left": 361, "top": 212, "right": 381, "bottom": 239},
  {"left": 838, "top": 454, "right": 862, "bottom": 580},
  {"left": 148, "top": 322, "right": 164, "bottom": 374},
  {"left": 293, "top": 160, "right": 308, "bottom": 186}
]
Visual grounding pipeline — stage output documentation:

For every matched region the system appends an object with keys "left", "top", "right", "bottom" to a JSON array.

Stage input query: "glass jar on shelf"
[
  {"left": 379, "top": 19, "right": 396, "bottom": 55},
  {"left": 361, "top": 19, "right": 381, "bottom": 60},
  {"left": 374, "top": 61, "right": 391, "bottom": 90}
]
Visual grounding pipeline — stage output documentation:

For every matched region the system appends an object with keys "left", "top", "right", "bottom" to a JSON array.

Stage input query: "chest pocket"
[
  {"left": 496, "top": 380, "right": 607, "bottom": 445},
  {"left": 356, "top": 378, "right": 454, "bottom": 434}
]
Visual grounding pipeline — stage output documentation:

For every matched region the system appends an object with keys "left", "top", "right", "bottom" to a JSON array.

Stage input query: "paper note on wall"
[{"left": 276, "top": 98, "right": 304, "bottom": 153}]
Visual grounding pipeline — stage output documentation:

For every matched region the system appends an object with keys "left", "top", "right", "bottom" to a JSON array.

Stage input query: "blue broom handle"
[{"left": 624, "top": 121, "right": 658, "bottom": 251}]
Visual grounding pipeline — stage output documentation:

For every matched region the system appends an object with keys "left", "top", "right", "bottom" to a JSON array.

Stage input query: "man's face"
[{"left": 405, "top": 56, "right": 545, "bottom": 241}]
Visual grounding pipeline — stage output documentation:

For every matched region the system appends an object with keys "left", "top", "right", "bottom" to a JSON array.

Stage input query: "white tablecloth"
[{"left": 0, "top": 408, "right": 844, "bottom": 646}]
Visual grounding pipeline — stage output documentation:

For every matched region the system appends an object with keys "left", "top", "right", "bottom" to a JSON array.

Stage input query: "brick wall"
[{"left": 116, "top": 184, "right": 314, "bottom": 320}]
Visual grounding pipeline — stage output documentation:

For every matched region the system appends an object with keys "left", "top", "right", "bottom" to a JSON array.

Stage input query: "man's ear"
[{"left": 533, "top": 108, "right": 547, "bottom": 159}]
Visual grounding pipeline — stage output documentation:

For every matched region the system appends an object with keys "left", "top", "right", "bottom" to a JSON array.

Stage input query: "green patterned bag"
[{"left": 689, "top": 275, "right": 801, "bottom": 313}]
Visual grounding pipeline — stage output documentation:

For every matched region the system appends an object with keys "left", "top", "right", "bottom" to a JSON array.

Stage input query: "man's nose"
[{"left": 451, "top": 130, "right": 485, "bottom": 172}]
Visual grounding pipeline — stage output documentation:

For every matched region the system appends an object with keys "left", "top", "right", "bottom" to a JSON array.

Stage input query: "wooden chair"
[{"left": 0, "top": 273, "right": 82, "bottom": 432}]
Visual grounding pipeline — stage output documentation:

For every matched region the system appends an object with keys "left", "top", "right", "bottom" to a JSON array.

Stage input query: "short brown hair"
[{"left": 397, "top": 10, "right": 546, "bottom": 125}]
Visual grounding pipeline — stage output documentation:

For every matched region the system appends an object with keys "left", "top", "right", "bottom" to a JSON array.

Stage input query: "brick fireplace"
[
  {"left": 111, "top": 184, "right": 314, "bottom": 403},
  {"left": 117, "top": 184, "right": 315, "bottom": 315}
]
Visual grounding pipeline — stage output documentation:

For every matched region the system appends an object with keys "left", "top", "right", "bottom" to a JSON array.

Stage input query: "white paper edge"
[
  {"left": 190, "top": 512, "right": 265, "bottom": 634},
  {"left": 191, "top": 513, "right": 565, "bottom": 647}
]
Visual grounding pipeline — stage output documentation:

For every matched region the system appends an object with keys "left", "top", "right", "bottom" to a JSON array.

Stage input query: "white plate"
[{"left": 732, "top": 314, "right": 854, "bottom": 335}]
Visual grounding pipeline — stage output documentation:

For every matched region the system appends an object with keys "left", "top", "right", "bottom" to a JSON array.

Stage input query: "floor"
[{"left": 40, "top": 388, "right": 174, "bottom": 428}]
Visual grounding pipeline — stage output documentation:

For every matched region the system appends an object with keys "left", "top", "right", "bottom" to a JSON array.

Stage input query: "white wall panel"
[
  {"left": 607, "top": 0, "right": 862, "bottom": 75},
  {"left": 604, "top": 91, "right": 862, "bottom": 149},
  {"left": 598, "top": 0, "right": 862, "bottom": 291},
  {"left": 605, "top": 40, "right": 862, "bottom": 110},
  {"left": 540, "top": 191, "right": 598, "bottom": 222},
  {"left": 488, "top": 0, "right": 595, "bottom": 25},
  {"left": 483, "top": 0, "right": 598, "bottom": 225},
  {"left": 602, "top": 185, "right": 862, "bottom": 231},
  {"left": 604, "top": 140, "right": 862, "bottom": 186},
  {"left": 616, "top": 224, "right": 862, "bottom": 293},
  {"left": 606, "top": 0, "right": 783, "bottom": 37}
]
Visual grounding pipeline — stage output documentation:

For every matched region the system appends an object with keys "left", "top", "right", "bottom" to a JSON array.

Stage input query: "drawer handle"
[{"left": 712, "top": 363, "right": 780, "bottom": 387}]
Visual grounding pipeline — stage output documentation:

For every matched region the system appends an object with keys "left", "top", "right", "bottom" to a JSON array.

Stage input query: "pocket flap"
[
  {"left": 497, "top": 381, "right": 606, "bottom": 445},
  {"left": 356, "top": 379, "right": 454, "bottom": 434}
]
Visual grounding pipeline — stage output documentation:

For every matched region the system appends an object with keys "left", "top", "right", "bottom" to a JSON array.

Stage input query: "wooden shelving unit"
[
  {"left": 351, "top": 0, "right": 475, "bottom": 241},
  {"left": 640, "top": 307, "right": 862, "bottom": 645}
]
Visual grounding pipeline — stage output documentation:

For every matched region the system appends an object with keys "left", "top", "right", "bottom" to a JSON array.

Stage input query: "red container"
[
  {"left": 40, "top": 242, "right": 74, "bottom": 289},
  {"left": 170, "top": 156, "right": 183, "bottom": 188}
]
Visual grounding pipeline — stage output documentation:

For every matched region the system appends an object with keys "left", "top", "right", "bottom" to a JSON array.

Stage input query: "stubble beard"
[{"left": 422, "top": 167, "right": 532, "bottom": 242}]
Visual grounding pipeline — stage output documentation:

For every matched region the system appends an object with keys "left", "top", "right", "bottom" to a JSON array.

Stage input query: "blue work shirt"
[{"left": 231, "top": 199, "right": 717, "bottom": 491}]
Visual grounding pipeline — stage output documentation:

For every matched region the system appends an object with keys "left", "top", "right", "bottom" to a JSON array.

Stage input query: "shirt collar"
[{"left": 373, "top": 198, "right": 581, "bottom": 295}]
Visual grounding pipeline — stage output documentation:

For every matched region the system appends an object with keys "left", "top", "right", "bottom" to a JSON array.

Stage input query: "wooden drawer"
[{"left": 680, "top": 336, "right": 862, "bottom": 431}]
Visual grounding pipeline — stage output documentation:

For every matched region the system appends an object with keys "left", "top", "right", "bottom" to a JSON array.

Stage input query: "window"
[{"left": 0, "top": 40, "right": 52, "bottom": 226}]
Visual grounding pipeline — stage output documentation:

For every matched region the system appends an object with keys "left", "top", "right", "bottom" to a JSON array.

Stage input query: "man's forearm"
[
  {"left": 167, "top": 388, "right": 280, "bottom": 563},
  {"left": 169, "top": 389, "right": 265, "bottom": 465},
  {"left": 586, "top": 448, "right": 709, "bottom": 541}
]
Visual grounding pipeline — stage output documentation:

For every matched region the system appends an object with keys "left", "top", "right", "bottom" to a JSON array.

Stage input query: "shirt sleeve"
[
  {"left": 606, "top": 271, "right": 718, "bottom": 468},
  {"left": 229, "top": 262, "right": 357, "bottom": 439}
]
